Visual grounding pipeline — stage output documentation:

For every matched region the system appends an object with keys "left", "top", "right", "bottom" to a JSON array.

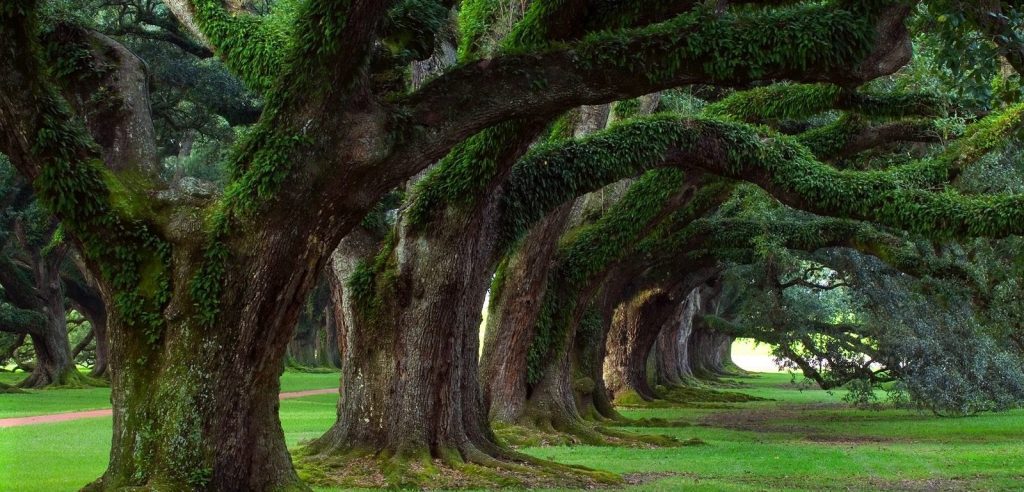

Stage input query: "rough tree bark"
[
  {"left": 603, "top": 267, "right": 719, "bottom": 403},
  {"left": 604, "top": 290, "right": 681, "bottom": 402},
  {"left": 654, "top": 289, "right": 701, "bottom": 387},
  {"left": 0, "top": 234, "right": 78, "bottom": 388},
  {"left": 481, "top": 202, "right": 575, "bottom": 423},
  {"left": 305, "top": 206, "right": 551, "bottom": 486},
  {"left": 688, "top": 326, "right": 735, "bottom": 378}
]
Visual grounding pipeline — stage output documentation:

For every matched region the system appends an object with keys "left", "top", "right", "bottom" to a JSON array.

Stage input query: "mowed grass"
[
  {"left": 523, "top": 375, "right": 1024, "bottom": 491},
  {"left": 0, "top": 370, "right": 339, "bottom": 419},
  {"left": 4, "top": 370, "right": 1024, "bottom": 491}
]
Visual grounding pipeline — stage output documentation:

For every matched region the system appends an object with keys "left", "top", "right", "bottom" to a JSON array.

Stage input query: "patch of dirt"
[
  {"left": 698, "top": 404, "right": 832, "bottom": 433},
  {"left": 697, "top": 403, "right": 910, "bottom": 444},
  {"left": 621, "top": 471, "right": 693, "bottom": 485},
  {"left": 862, "top": 477, "right": 977, "bottom": 491},
  {"left": 802, "top": 434, "right": 897, "bottom": 445},
  {"left": 732, "top": 474, "right": 982, "bottom": 491}
]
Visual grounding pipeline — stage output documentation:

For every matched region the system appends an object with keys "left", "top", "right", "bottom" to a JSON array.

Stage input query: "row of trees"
[{"left": 2, "top": 0, "right": 1024, "bottom": 490}]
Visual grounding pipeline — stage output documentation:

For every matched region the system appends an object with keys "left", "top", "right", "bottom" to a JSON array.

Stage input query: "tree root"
[
  {"left": 18, "top": 368, "right": 108, "bottom": 389},
  {"left": 614, "top": 384, "right": 766, "bottom": 409},
  {"left": 293, "top": 445, "right": 621, "bottom": 490},
  {"left": 493, "top": 416, "right": 685, "bottom": 449},
  {"left": 0, "top": 381, "right": 26, "bottom": 394}
]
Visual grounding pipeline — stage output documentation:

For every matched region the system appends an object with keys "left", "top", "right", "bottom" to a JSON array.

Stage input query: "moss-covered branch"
[
  {"left": 704, "top": 83, "right": 946, "bottom": 123},
  {"left": 0, "top": 304, "right": 47, "bottom": 336},
  {"left": 502, "top": 105, "right": 1024, "bottom": 241},
  {"left": 795, "top": 115, "right": 943, "bottom": 160},
  {"left": 165, "top": 0, "right": 290, "bottom": 92},
  {"left": 405, "top": 0, "right": 597, "bottom": 230},
  {"left": 404, "top": 1, "right": 912, "bottom": 166}
]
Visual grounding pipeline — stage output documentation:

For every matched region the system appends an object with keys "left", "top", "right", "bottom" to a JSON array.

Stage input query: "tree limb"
[{"left": 395, "top": 2, "right": 913, "bottom": 171}]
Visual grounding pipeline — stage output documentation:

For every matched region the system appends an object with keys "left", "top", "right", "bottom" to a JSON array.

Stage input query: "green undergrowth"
[{"left": 284, "top": 361, "right": 341, "bottom": 374}]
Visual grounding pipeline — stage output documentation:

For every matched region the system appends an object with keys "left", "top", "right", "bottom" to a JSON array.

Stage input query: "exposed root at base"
[
  {"left": 603, "top": 416, "right": 692, "bottom": 428},
  {"left": 293, "top": 447, "right": 621, "bottom": 490},
  {"left": 493, "top": 419, "right": 684, "bottom": 449},
  {"left": 613, "top": 385, "right": 766, "bottom": 409},
  {"left": 0, "top": 382, "right": 26, "bottom": 393},
  {"left": 17, "top": 369, "right": 108, "bottom": 390}
]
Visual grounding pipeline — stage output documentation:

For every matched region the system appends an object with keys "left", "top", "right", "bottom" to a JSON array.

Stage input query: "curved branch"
[
  {"left": 500, "top": 106, "right": 1024, "bottom": 242},
  {"left": 0, "top": 304, "right": 46, "bottom": 336},
  {"left": 705, "top": 83, "right": 946, "bottom": 123},
  {"left": 162, "top": 0, "right": 292, "bottom": 91},
  {"left": 797, "top": 116, "right": 943, "bottom": 160},
  {"left": 397, "top": 2, "right": 913, "bottom": 169}
]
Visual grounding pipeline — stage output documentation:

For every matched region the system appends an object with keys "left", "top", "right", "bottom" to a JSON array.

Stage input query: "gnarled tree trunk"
[
  {"left": 307, "top": 211, "right": 508, "bottom": 468},
  {"left": 654, "top": 289, "right": 700, "bottom": 387},
  {"left": 688, "top": 326, "right": 735, "bottom": 378},
  {"left": 0, "top": 239, "right": 78, "bottom": 388},
  {"left": 604, "top": 290, "right": 677, "bottom": 402},
  {"left": 481, "top": 203, "right": 573, "bottom": 423}
]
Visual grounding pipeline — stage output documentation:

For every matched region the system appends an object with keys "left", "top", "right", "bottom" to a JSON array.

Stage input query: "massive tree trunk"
[
  {"left": 654, "top": 289, "right": 701, "bottom": 387},
  {"left": 304, "top": 210, "right": 525, "bottom": 485},
  {"left": 688, "top": 326, "right": 735, "bottom": 378},
  {"left": 90, "top": 213, "right": 333, "bottom": 490},
  {"left": 604, "top": 290, "right": 677, "bottom": 402},
  {"left": 481, "top": 203, "right": 574, "bottom": 423}
]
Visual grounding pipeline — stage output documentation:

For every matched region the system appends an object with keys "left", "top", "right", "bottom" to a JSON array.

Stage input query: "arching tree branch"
[{"left": 395, "top": 2, "right": 914, "bottom": 173}]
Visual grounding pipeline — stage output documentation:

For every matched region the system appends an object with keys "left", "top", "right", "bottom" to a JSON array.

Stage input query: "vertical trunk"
[
  {"left": 306, "top": 211, "right": 514, "bottom": 477},
  {"left": 689, "top": 326, "right": 733, "bottom": 378},
  {"left": 603, "top": 290, "right": 677, "bottom": 402},
  {"left": 98, "top": 309, "right": 303, "bottom": 491},
  {"left": 21, "top": 300, "right": 75, "bottom": 387},
  {"left": 17, "top": 245, "right": 78, "bottom": 388},
  {"left": 519, "top": 329, "right": 596, "bottom": 437},
  {"left": 480, "top": 203, "right": 573, "bottom": 423},
  {"left": 319, "top": 301, "right": 341, "bottom": 368},
  {"left": 88, "top": 309, "right": 109, "bottom": 377},
  {"left": 64, "top": 267, "right": 110, "bottom": 378},
  {"left": 718, "top": 335, "right": 739, "bottom": 373},
  {"left": 327, "top": 263, "right": 351, "bottom": 365},
  {"left": 91, "top": 215, "right": 334, "bottom": 491},
  {"left": 287, "top": 317, "right": 320, "bottom": 367},
  {"left": 654, "top": 289, "right": 700, "bottom": 387},
  {"left": 305, "top": 199, "right": 612, "bottom": 487},
  {"left": 512, "top": 276, "right": 606, "bottom": 435}
]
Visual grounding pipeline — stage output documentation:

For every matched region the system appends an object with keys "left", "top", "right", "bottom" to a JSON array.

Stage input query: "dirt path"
[{"left": 0, "top": 388, "right": 337, "bottom": 428}]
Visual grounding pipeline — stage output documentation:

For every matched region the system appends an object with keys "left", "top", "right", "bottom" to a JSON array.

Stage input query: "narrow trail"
[{"left": 0, "top": 388, "right": 337, "bottom": 428}]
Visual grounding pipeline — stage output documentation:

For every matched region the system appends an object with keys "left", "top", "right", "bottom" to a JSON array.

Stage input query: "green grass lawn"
[
  {"left": 3, "top": 371, "right": 1023, "bottom": 491},
  {"left": 0, "top": 370, "right": 339, "bottom": 419}
]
